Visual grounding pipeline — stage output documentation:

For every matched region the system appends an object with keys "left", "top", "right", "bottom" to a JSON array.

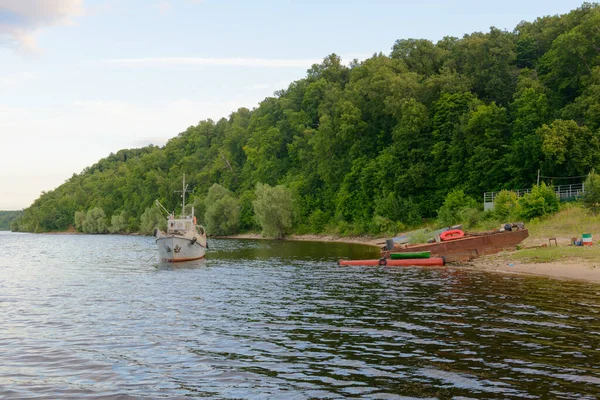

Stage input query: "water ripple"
[{"left": 1, "top": 232, "right": 600, "bottom": 398}]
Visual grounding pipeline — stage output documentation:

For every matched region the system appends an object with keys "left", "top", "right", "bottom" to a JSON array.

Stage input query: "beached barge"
[{"left": 381, "top": 228, "right": 529, "bottom": 263}]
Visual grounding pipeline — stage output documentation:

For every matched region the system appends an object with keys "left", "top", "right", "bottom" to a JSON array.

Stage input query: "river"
[{"left": 1, "top": 231, "right": 600, "bottom": 399}]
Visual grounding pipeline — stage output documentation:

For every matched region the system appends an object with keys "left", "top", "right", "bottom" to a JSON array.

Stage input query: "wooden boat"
[
  {"left": 339, "top": 258, "right": 445, "bottom": 267},
  {"left": 390, "top": 251, "right": 431, "bottom": 259},
  {"left": 154, "top": 175, "right": 208, "bottom": 262},
  {"left": 381, "top": 228, "right": 528, "bottom": 263}
]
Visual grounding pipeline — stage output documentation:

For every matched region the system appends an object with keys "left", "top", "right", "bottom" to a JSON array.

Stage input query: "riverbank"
[
  {"left": 227, "top": 232, "right": 600, "bottom": 283},
  {"left": 462, "top": 255, "right": 600, "bottom": 283},
  {"left": 222, "top": 233, "right": 384, "bottom": 247}
]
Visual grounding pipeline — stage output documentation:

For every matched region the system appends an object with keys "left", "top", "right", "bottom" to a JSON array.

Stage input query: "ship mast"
[
  {"left": 181, "top": 173, "right": 187, "bottom": 216},
  {"left": 175, "top": 173, "right": 191, "bottom": 217}
]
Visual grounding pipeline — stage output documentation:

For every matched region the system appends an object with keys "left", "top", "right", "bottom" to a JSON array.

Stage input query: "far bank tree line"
[
  {"left": 70, "top": 182, "right": 294, "bottom": 239},
  {"left": 66, "top": 171, "right": 600, "bottom": 237},
  {"left": 10, "top": 4, "right": 600, "bottom": 235}
]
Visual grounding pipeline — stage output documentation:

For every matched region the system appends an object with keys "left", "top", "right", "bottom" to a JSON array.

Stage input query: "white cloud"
[
  {"left": 92, "top": 56, "right": 322, "bottom": 69},
  {"left": 0, "top": 0, "right": 84, "bottom": 52},
  {"left": 154, "top": 0, "right": 172, "bottom": 14},
  {"left": 0, "top": 71, "right": 35, "bottom": 86}
]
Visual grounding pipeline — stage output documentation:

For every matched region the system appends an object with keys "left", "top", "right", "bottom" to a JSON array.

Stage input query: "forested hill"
[
  {"left": 0, "top": 211, "right": 22, "bottom": 230},
  {"left": 12, "top": 3, "right": 600, "bottom": 234}
]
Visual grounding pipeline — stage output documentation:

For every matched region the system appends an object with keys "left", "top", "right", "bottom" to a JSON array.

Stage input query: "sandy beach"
[
  {"left": 460, "top": 255, "right": 600, "bottom": 283},
  {"left": 225, "top": 233, "right": 600, "bottom": 284}
]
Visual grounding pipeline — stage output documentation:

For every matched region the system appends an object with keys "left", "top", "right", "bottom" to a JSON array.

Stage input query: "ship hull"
[{"left": 156, "top": 235, "right": 206, "bottom": 262}]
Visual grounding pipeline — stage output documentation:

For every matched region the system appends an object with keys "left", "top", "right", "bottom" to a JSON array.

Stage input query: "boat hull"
[
  {"left": 339, "top": 258, "right": 445, "bottom": 267},
  {"left": 156, "top": 235, "right": 206, "bottom": 262},
  {"left": 382, "top": 229, "right": 529, "bottom": 262}
]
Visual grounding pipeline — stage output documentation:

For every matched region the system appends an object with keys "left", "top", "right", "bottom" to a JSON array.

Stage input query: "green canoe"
[{"left": 390, "top": 251, "right": 431, "bottom": 259}]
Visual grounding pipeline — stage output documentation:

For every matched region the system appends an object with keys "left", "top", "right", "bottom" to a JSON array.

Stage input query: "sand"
[{"left": 459, "top": 255, "right": 600, "bottom": 283}]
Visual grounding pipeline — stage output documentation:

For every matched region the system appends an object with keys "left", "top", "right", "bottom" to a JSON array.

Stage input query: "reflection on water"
[{"left": 1, "top": 231, "right": 600, "bottom": 398}]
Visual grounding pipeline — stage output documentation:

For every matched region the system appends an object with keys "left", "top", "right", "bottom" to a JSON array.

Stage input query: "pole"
[
  {"left": 537, "top": 169, "right": 540, "bottom": 186},
  {"left": 182, "top": 173, "right": 186, "bottom": 217}
]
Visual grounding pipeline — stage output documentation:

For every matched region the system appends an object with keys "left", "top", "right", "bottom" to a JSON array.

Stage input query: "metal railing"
[{"left": 484, "top": 183, "right": 585, "bottom": 210}]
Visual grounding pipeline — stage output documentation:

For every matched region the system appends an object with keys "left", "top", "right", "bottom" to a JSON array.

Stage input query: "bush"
[
  {"left": 518, "top": 182, "right": 559, "bottom": 220},
  {"left": 139, "top": 205, "right": 164, "bottom": 235},
  {"left": 437, "top": 189, "right": 479, "bottom": 227},
  {"left": 109, "top": 211, "right": 128, "bottom": 234},
  {"left": 493, "top": 190, "right": 520, "bottom": 220},
  {"left": 74, "top": 211, "right": 85, "bottom": 232},
  {"left": 253, "top": 183, "right": 293, "bottom": 238},
  {"left": 238, "top": 190, "right": 257, "bottom": 231},
  {"left": 371, "top": 215, "right": 405, "bottom": 236},
  {"left": 82, "top": 207, "right": 108, "bottom": 234},
  {"left": 204, "top": 184, "right": 240, "bottom": 235},
  {"left": 583, "top": 171, "right": 600, "bottom": 214},
  {"left": 457, "top": 207, "right": 484, "bottom": 229},
  {"left": 374, "top": 193, "right": 422, "bottom": 226},
  {"left": 308, "top": 209, "right": 329, "bottom": 233}
]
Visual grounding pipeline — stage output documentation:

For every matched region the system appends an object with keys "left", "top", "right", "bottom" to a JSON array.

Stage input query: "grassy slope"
[{"left": 509, "top": 204, "right": 600, "bottom": 263}]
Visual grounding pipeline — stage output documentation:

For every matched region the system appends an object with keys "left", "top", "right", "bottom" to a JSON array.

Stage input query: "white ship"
[{"left": 155, "top": 176, "right": 207, "bottom": 262}]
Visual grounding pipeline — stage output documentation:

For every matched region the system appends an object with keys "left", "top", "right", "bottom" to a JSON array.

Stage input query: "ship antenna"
[{"left": 175, "top": 173, "right": 192, "bottom": 217}]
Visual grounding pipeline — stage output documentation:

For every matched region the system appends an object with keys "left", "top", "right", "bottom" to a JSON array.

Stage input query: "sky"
[{"left": 0, "top": 0, "right": 589, "bottom": 210}]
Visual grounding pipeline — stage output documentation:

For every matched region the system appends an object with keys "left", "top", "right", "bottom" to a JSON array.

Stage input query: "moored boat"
[
  {"left": 154, "top": 175, "right": 207, "bottom": 262},
  {"left": 339, "top": 258, "right": 445, "bottom": 267},
  {"left": 382, "top": 226, "right": 528, "bottom": 263}
]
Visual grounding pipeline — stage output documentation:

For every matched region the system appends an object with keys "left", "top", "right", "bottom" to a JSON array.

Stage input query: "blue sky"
[{"left": 0, "top": 0, "right": 588, "bottom": 210}]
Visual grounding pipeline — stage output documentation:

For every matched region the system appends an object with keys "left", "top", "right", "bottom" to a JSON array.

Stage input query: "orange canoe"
[{"left": 338, "top": 257, "right": 445, "bottom": 267}]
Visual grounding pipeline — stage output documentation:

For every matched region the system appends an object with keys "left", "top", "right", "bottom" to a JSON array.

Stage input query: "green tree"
[
  {"left": 74, "top": 211, "right": 86, "bottom": 232},
  {"left": 204, "top": 183, "right": 240, "bottom": 235},
  {"left": 437, "top": 189, "right": 479, "bottom": 227},
  {"left": 140, "top": 206, "right": 163, "bottom": 235},
  {"left": 109, "top": 211, "right": 129, "bottom": 234},
  {"left": 238, "top": 190, "right": 257, "bottom": 231},
  {"left": 538, "top": 119, "right": 600, "bottom": 177},
  {"left": 493, "top": 190, "right": 521, "bottom": 220},
  {"left": 253, "top": 183, "right": 293, "bottom": 238},
  {"left": 518, "top": 182, "right": 559, "bottom": 220},
  {"left": 82, "top": 207, "right": 108, "bottom": 234},
  {"left": 390, "top": 38, "right": 445, "bottom": 76},
  {"left": 582, "top": 171, "right": 600, "bottom": 214}
]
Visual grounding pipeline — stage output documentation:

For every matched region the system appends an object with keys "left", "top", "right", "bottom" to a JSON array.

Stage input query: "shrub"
[
  {"left": 458, "top": 207, "right": 484, "bottom": 229},
  {"left": 74, "top": 211, "right": 85, "bottom": 232},
  {"left": 308, "top": 209, "right": 330, "bottom": 233},
  {"left": 493, "top": 190, "right": 520, "bottom": 220},
  {"left": 204, "top": 184, "right": 240, "bottom": 235},
  {"left": 583, "top": 171, "right": 600, "bottom": 214},
  {"left": 374, "top": 193, "right": 422, "bottom": 227},
  {"left": 253, "top": 183, "right": 293, "bottom": 238},
  {"left": 82, "top": 207, "right": 108, "bottom": 234},
  {"left": 518, "top": 182, "right": 559, "bottom": 220},
  {"left": 437, "top": 189, "right": 479, "bottom": 227},
  {"left": 139, "top": 205, "right": 164, "bottom": 235},
  {"left": 109, "top": 211, "right": 128, "bottom": 234},
  {"left": 371, "top": 215, "right": 405, "bottom": 236},
  {"left": 238, "top": 190, "right": 257, "bottom": 231}
]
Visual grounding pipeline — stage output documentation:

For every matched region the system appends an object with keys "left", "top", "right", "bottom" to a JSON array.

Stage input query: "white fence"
[{"left": 484, "top": 183, "right": 585, "bottom": 210}]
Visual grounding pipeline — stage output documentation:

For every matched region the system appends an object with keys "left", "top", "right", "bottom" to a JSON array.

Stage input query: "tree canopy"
[{"left": 10, "top": 4, "right": 600, "bottom": 235}]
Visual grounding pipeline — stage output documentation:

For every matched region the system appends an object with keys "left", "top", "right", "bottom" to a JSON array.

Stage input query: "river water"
[{"left": 1, "top": 231, "right": 600, "bottom": 399}]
